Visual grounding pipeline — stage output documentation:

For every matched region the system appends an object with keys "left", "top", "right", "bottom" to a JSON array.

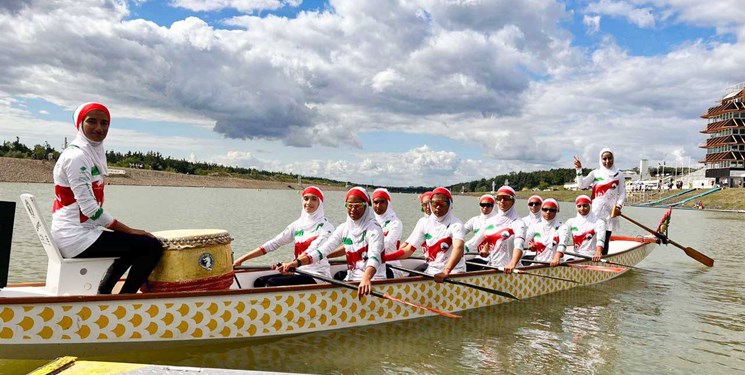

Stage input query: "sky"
[{"left": 1, "top": 0, "right": 744, "bottom": 187}]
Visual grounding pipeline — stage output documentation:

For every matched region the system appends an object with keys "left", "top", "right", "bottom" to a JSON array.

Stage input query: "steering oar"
[{"left": 618, "top": 213, "right": 713, "bottom": 267}]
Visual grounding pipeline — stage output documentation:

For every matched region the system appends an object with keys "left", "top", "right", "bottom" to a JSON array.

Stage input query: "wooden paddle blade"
[
  {"left": 382, "top": 293, "right": 461, "bottom": 319},
  {"left": 567, "top": 264, "right": 625, "bottom": 273},
  {"left": 683, "top": 247, "right": 714, "bottom": 267}
]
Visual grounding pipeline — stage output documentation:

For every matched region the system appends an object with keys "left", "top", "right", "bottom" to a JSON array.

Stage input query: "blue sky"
[{"left": 1, "top": 0, "right": 744, "bottom": 186}]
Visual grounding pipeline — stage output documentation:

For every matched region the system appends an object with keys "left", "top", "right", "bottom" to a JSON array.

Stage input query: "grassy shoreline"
[{"left": 2, "top": 157, "right": 743, "bottom": 211}]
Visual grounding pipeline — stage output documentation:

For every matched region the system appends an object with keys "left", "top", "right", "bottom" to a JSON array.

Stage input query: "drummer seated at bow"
[
  {"left": 383, "top": 187, "right": 466, "bottom": 279},
  {"left": 277, "top": 187, "right": 386, "bottom": 299},
  {"left": 51, "top": 103, "right": 163, "bottom": 294},
  {"left": 560, "top": 195, "right": 606, "bottom": 262},
  {"left": 233, "top": 186, "right": 334, "bottom": 287}
]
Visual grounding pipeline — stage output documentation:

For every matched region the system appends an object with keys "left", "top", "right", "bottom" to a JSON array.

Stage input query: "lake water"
[{"left": 0, "top": 182, "right": 743, "bottom": 374}]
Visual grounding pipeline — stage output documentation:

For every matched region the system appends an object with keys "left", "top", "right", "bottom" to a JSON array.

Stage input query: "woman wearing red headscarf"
[
  {"left": 51, "top": 103, "right": 163, "bottom": 294},
  {"left": 463, "top": 194, "right": 496, "bottom": 271},
  {"left": 384, "top": 187, "right": 466, "bottom": 278},
  {"left": 467, "top": 186, "right": 526, "bottom": 273},
  {"left": 278, "top": 187, "right": 385, "bottom": 299},
  {"left": 234, "top": 186, "right": 335, "bottom": 287},
  {"left": 524, "top": 199, "right": 565, "bottom": 267}
]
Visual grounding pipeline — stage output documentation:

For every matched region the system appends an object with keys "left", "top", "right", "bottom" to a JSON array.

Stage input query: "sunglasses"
[
  {"left": 496, "top": 196, "right": 513, "bottom": 202},
  {"left": 430, "top": 200, "right": 449, "bottom": 208},
  {"left": 528, "top": 202, "right": 541, "bottom": 207},
  {"left": 479, "top": 203, "right": 494, "bottom": 208},
  {"left": 345, "top": 202, "right": 367, "bottom": 209},
  {"left": 541, "top": 208, "right": 557, "bottom": 213}
]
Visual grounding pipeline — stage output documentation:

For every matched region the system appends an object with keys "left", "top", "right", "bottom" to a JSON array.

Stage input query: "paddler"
[
  {"left": 466, "top": 186, "right": 526, "bottom": 273},
  {"left": 277, "top": 187, "right": 385, "bottom": 299},
  {"left": 383, "top": 187, "right": 466, "bottom": 280},
  {"left": 233, "top": 186, "right": 334, "bottom": 287},
  {"left": 523, "top": 195, "right": 543, "bottom": 227},
  {"left": 463, "top": 194, "right": 496, "bottom": 271},
  {"left": 524, "top": 199, "right": 565, "bottom": 267},
  {"left": 371, "top": 188, "right": 406, "bottom": 278},
  {"left": 560, "top": 195, "right": 606, "bottom": 262}
]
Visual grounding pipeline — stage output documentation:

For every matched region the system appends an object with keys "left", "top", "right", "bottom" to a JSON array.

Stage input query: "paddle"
[
  {"left": 618, "top": 212, "right": 714, "bottom": 267},
  {"left": 234, "top": 265, "right": 275, "bottom": 271},
  {"left": 466, "top": 261, "right": 579, "bottom": 283},
  {"left": 522, "top": 259, "right": 625, "bottom": 273},
  {"left": 290, "top": 268, "right": 461, "bottom": 319},
  {"left": 561, "top": 251, "right": 663, "bottom": 274},
  {"left": 387, "top": 264, "right": 519, "bottom": 300}
]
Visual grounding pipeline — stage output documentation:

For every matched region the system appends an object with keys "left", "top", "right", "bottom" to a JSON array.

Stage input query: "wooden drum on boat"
[{"left": 144, "top": 229, "right": 235, "bottom": 293}]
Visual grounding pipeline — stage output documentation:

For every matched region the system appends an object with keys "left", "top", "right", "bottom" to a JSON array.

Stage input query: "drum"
[{"left": 144, "top": 229, "right": 235, "bottom": 293}]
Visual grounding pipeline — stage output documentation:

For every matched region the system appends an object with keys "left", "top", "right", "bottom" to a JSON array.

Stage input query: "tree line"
[{"left": 1, "top": 137, "right": 344, "bottom": 187}]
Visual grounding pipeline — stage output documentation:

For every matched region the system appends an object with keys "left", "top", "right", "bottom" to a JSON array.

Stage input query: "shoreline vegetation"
[
  {"left": 2, "top": 137, "right": 742, "bottom": 211},
  {"left": 2, "top": 156, "right": 743, "bottom": 212}
]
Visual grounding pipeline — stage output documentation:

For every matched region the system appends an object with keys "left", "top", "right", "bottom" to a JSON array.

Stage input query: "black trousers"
[
  {"left": 253, "top": 274, "right": 317, "bottom": 287},
  {"left": 603, "top": 230, "right": 612, "bottom": 255},
  {"left": 75, "top": 231, "right": 163, "bottom": 294}
]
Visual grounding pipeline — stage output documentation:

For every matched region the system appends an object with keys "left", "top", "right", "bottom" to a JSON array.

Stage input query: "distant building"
[{"left": 700, "top": 82, "right": 745, "bottom": 187}]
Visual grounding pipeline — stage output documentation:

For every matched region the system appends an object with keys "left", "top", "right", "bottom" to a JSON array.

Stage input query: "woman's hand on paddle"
[
  {"left": 357, "top": 278, "right": 372, "bottom": 300},
  {"left": 611, "top": 205, "right": 622, "bottom": 218},
  {"left": 276, "top": 261, "right": 298, "bottom": 275},
  {"left": 434, "top": 268, "right": 451, "bottom": 283},
  {"left": 592, "top": 248, "right": 603, "bottom": 262},
  {"left": 573, "top": 155, "right": 582, "bottom": 169}
]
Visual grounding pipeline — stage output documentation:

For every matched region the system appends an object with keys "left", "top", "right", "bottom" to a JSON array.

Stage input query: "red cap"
[
  {"left": 542, "top": 198, "right": 559, "bottom": 211},
  {"left": 420, "top": 191, "right": 433, "bottom": 203},
  {"left": 432, "top": 187, "right": 453, "bottom": 202},
  {"left": 74, "top": 102, "right": 110, "bottom": 129},
  {"left": 528, "top": 195, "right": 543, "bottom": 203},
  {"left": 479, "top": 194, "right": 495, "bottom": 203},
  {"left": 301, "top": 186, "right": 324, "bottom": 202},
  {"left": 372, "top": 188, "right": 391, "bottom": 201},
  {"left": 346, "top": 187, "right": 370, "bottom": 204},
  {"left": 575, "top": 195, "right": 592, "bottom": 205},
  {"left": 496, "top": 186, "right": 516, "bottom": 198}
]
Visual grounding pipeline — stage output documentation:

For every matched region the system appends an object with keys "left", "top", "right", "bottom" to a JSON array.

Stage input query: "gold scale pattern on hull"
[{"left": 0, "top": 243, "right": 653, "bottom": 346}]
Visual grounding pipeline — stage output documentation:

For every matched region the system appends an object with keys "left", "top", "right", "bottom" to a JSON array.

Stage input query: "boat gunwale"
[{"left": 0, "top": 236, "right": 654, "bottom": 305}]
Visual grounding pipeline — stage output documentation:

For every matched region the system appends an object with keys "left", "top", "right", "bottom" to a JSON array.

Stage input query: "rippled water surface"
[{"left": 1, "top": 183, "right": 743, "bottom": 374}]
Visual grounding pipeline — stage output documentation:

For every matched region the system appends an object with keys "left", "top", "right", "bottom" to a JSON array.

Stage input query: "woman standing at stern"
[
  {"left": 277, "top": 187, "right": 385, "bottom": 299},
  {"left": 51, "top": 103, "right": 163, "bottom": 294},
  {"left": 574, "top": 148, "right": 626, "bottom": 254},
  {"left": 233, "top": 186, "right": 334, "bottom": 287}
]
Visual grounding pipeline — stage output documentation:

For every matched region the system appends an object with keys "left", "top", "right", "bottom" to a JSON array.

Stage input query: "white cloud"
[
  {"left": 586, "top": 0, "right": 656, "bottom": 29},
  {"left": 583, "top": 15, "right": 601, "bottom": 34},
  {"left": 170, "top": 0, "right": 302, "bottom": 13},
  {"left": 2, "top": 0, "right": 744, "bottom": 186}
]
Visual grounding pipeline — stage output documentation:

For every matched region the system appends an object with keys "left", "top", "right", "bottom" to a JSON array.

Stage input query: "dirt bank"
[{"left": 0, "top": 157, "right": 345, "bottom": 191}]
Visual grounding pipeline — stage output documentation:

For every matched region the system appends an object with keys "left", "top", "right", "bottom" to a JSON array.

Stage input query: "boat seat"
[{"left": 20, "top": 193, "right": 117, "bottom": 296}]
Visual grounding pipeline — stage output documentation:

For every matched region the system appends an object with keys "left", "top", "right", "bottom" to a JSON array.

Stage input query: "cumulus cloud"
[
  {"left": 171, "top": 0, "right": 302, "bottom": 13},
  {"left": 2, "top": 0, "right": 745, "bottom": 185},
  {"left": 585, "top": 0, "right": 656, "bottom": 29}
]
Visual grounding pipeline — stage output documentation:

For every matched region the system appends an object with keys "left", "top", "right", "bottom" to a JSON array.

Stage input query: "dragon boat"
[{"left": 0, "top": 194, "right": 658, "bottom": 358}]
